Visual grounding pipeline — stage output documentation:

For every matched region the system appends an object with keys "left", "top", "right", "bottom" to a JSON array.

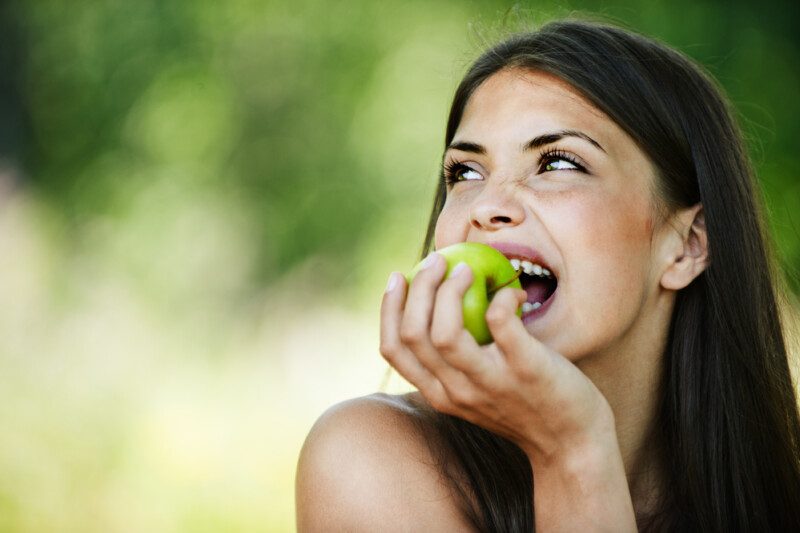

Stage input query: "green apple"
[{"left": 406, "top": 242, "right": 522, "bottom": 345}]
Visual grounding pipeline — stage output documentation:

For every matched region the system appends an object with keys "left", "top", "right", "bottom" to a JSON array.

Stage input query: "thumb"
[
  {"left": 484, "top": 287, "right": 527, "bottom": 343},
  {"left": 485, "top": 288, "right": 550, "bottom": 366}
]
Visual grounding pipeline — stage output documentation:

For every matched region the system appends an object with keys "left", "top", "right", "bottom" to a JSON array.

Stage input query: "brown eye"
[
  {"left": 459, "top": 168, "right": 482, "bottom": 180},
  {"left": 444, "top": 162, "right": 483, "bottom": 185},
  {"left": 540, "top": 149, "right": 586, "bottom": 173},
  {"left": 544, "top": 158, "right": 578, "bottom": 171}
]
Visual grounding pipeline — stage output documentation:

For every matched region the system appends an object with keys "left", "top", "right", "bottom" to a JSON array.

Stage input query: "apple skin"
[{"left": 406, "top": 242, "right": 522, "bottom": 345}]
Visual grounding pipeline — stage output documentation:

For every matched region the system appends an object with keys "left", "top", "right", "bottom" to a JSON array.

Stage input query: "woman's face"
[{"left": 435, "top": 68, "right": 668, "bottom": 362}]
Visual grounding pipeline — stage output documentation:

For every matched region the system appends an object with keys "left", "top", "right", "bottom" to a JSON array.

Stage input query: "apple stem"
[{"left": 488, "top": 268, "right": 523, "bottom": 295}]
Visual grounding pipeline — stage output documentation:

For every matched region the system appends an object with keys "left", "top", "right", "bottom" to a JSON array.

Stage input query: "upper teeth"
[{"left": 510, "top": 259, "right": 553, "bottom": 279}]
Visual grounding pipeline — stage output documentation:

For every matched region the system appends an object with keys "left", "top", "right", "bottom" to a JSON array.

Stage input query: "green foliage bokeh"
[{"left": 6, "top": 0, "right": 799, "bottom": 293}]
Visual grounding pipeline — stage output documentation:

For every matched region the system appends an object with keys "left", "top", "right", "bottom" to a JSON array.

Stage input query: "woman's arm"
[{"left": 295, "top": 394, "right": 476, "bottom": 532}]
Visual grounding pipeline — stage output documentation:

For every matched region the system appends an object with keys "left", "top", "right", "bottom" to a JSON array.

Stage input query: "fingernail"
[
  {"left": 420, "top": 252, "right": 439, "bottom": 270},
  {"left": 451, "top": 262, "right": 470, "bottom": 277},
  {"left": 385, "top": 272, "right": 400, "bottom": 293}
]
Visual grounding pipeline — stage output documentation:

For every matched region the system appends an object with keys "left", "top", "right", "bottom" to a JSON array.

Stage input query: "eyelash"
[{"left": 442, "top": 148, "right": 586, "bottom": 185}]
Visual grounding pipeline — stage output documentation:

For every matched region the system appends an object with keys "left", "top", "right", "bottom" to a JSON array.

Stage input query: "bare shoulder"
[{"left": 295, "top": 392, "right": 474, "bottom": 532}]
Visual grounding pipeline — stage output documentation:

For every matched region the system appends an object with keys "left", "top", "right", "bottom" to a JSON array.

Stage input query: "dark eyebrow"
[
  {"left": 524, "top": 129, "right": 606, "bottom": 153},
  {"left": 446, "top": 129, "right": 606, "bottom": 155},
  {"left": 446, "top": 141, "right": 486, "bottom": 155}
]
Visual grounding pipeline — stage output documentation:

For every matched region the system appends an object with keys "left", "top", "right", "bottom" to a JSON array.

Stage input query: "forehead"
[{"left": 455, "top": 68, "right": 620, "bottom": 149}]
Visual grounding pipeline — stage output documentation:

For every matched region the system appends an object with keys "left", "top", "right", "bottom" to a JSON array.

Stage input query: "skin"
[{"left": 296, "top": 68, "right": 709, "bottom": 531}]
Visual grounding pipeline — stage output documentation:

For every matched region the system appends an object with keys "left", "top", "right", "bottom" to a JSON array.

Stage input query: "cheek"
[
  {"left": 560, "top": 187, "right": 654, "bottom": 269},
  {"left": 550, "top": 191, "right": 656, "bottom": 350},
  {"left": 434, "top": 195, "right": 471, "bottom": 249},
  {"left": 555, "top": 191, "right": 652, "bottom": 314}
]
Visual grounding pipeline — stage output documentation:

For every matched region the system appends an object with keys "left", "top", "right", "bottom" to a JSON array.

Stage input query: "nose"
[{"left": 469, "top": 185, "right": 526, "bottom": 231}]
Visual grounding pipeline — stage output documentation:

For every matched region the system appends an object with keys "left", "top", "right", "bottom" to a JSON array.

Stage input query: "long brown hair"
[{"left": 419, "top": 18, "right": 800, "bottom": 531}]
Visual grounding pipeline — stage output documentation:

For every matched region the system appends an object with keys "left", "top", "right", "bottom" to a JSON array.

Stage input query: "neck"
[{"left": 575, "top": 290, "right": 674, "bottom": 517}]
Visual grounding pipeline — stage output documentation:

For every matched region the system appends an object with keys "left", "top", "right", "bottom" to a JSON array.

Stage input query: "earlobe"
[{"left": 660, "top": 204, "right": 709, "bottom": 291}]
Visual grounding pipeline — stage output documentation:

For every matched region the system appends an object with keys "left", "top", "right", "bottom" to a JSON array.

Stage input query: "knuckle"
[
  {"left": 399, "top": 324, "right": 425, "bottom": 346},
  {"left": 525, "top": 360, "right": 549, "bottom": 384},
  {"left": 430, "top": 328, "right": 457, "bottom": 351},
  {"left": 379, "top": 340, "right": 397, "bottom": 361},
  {"left": 484, "top": 306, "right": 506, "bottom": 326},
  {"left": 427, "top": 392, "right": 451, "bottom": 414},
  {"left": 443, "top": 383, "right": 474, "bottom": 409},
  {"left": 421, "top": 384, "right": 450, "bottom": 413},
  {"left": 511, "top": 358, "right": 540, "bottom": 384}
]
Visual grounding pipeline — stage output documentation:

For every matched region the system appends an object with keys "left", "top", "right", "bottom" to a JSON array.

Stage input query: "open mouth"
[{"left": 508, "top": 258, "right": 558, "bottom": 317}]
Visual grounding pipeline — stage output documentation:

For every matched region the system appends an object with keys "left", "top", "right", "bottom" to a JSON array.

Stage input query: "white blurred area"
[{"left": 0, "top": 166, "right": 418, "bottom": 532}]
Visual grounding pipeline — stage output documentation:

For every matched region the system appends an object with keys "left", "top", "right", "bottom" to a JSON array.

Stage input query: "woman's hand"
[
  {"left": 381, "top": 251, "right": 609, "bottom": 458},
  {"left": 380, "top": 252, "right": 637, "bottom": 531}
]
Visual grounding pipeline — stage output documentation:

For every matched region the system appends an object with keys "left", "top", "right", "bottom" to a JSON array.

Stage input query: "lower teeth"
[{"left": 521, "top": 301, "right": 543, "bottom": 313}]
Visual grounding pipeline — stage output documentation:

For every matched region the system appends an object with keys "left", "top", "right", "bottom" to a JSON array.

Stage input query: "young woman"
[{"left": 296, "top": 18, "right": 800, "bottom": 532}]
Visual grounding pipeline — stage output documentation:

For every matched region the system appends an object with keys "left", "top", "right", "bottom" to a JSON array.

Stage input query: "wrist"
[
  {"left": 522, "top": 395, "right": 618, "bottom": 467},
  {"left": 527, "top": 420, "right": 620, "bottom": 491},
  {"left": 525, "top": 407, "right": 636, "bottom": 532}
]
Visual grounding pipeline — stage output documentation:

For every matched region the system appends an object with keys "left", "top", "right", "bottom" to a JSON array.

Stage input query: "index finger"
[{"left": 379, "top": 272, "right": 438, "bottom": 391}]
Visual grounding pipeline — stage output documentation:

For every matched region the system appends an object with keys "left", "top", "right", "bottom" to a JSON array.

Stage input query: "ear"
[{"left": 660, "top": 203, "right": 709, "bottom": 291}]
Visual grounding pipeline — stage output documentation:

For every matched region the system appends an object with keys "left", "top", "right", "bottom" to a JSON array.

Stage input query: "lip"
[{"left": 485, "top": 241, "right": 555, "bottom": 273}]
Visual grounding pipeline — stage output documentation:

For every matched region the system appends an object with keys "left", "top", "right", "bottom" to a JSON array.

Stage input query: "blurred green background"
[{"left": 0, "top": 0, "right": 797, "bottom": 531}]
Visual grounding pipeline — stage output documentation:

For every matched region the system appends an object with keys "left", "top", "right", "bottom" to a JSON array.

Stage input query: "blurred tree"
[
  {"left": 3, "top": 0, "right": 798, "bottom": 293},
  {"left": 0, "top": 1, "right": 30, "bottom": 178}
]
